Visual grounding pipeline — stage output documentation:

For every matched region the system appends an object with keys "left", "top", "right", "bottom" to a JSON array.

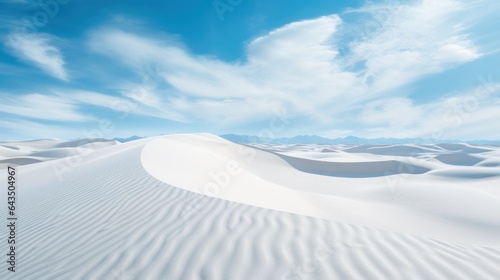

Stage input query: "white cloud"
[
  {"left": 5, "top": 32, "right": 68, "bottom": 80},
  {"left": 87, "top": 16, "right": 356, "bottom": 125},
  {"left": 0, "top": 93, "right": 89, "bottom": 121},
  {"left": 436, "top": 43, "right": 479, "bottom": 62},
  {"left": 357, "top": 83, "right": 500, "bottom": 140},
  {"left": 0, "top": 118, "right": 81, "bottom": 140},
  {"left": 72, "top": 0, "right": 500, "bottom": 139},
  {"left": 346, "top": 0, "right": 481, "bottom": 92},
  {"left": 360, "top": 98, "right": 423, "bottom": 128},
  {"left": 60, "top": 89, "right": 188, "bottom": 122}
]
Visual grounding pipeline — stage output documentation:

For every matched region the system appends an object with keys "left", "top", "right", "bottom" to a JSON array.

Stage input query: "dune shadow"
[
  {"left": 431, "top": 170, "right": 500, "bottom": 179},
  {"left": 434, "top": 153, "right": 483, "bottom": 166},
  {"left": 343, "top": 145, "right": 441, "bottom": 156},
  {"left": 275, "top": 154, "right": 431, "bottom": 178},
  {"left": 0, "top": 157, "right": 43, "bottom": 166},
  {"left": 0, "top": 145, "right": 20, "bottom": 150},
  {"left": 435, "top": 143, "right": 492, "bottom": 153}
]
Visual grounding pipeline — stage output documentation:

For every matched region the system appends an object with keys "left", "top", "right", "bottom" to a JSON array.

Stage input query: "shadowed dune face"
[
  {"left": 430, "top": 169, "right": 500, "bottom": 179},
  {"left": 276, "top": 154, "right": 431, "bottom": 177},
  {"left": 254, "top": 142, "right": 496, "bottom": 175},
  {"left": 478, "top": 161, "right": 500, "bottom": 167},
  {"left": 0, "top": 146, "right": 25, "bottom": 158},
  {"left": 0, "top": 144, "right": 20, "bottom": 150},
  {"left": 435, "top": 143, "right": 493, "bottom": 153},
  {"left": 54, "top": 138, "right": 117, "bottom": 148},
  {"left": 343, "top": 145, "right": 441, "bottom": 156},
  {"left": 0, "top": 157, "right": 42, "bottom": 165},
  {"left": 28, "top": 148, "right": 85, "bottom": 158},
  {"left": 434, "top": 153, "right": 484, "bottom": 166}
]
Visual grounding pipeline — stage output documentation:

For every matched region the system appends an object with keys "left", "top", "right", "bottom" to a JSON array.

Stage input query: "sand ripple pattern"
[{"left": 1, "top": 141, "right": 499, "bottom": 280}]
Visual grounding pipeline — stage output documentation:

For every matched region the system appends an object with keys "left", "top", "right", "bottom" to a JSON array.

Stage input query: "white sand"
[{"left": 1, "top": 133, "right": 499, "bottom": 279}]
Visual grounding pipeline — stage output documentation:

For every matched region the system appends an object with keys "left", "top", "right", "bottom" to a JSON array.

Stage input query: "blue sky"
[{"left": 0, "top": 0, "right": 499, "bottom": 141}]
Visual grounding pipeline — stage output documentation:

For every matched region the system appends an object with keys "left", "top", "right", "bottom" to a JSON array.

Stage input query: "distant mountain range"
[
  {"left": 219, "top": 134, "right": 500, "bottom": 145},
  {"left": 114, "top": 135, "right": 144, "bottom": 143},
  {"left": 112, "top": 134, "right": 500, "bottom": 145}
]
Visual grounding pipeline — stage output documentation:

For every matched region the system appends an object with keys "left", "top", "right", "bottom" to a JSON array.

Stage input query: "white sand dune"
[
  {"left": 1, "top": 134, "right": 500, "bottom": 279},
  {"left": 0, "top": 138, "right": 118, "bottom": 170}
]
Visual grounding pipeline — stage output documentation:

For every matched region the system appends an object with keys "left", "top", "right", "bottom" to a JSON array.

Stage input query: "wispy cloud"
[
  {"left": 2, "top": 0, "right": 497, "bottom": 140},
  {"left": 0, "top": 93, "right": 88, "bottom": 121},
  {"left": 0, "top": 118, "right": 81, "bottom": 140},
  {"left": 86, "top": 0, "right": 488, "bottom": 134},
  {"left": 358, "top": 83, "right": 500, "bottom": 139},
  {"left": 344, "top": 0, "right": 482, "bottom": 92},
  {"left": 87, "top": 16, "right": 352, "bottom": 125},
  {"left": 59, "top": 89, "right": 188, "bottom": 122},
  {"left": 5, "top": 32, "right": 68, "bottom": 80}
]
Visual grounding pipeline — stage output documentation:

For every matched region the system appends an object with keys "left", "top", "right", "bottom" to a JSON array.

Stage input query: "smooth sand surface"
[{"left": 1, "top": 134, "right": 499, "bottom": 279}]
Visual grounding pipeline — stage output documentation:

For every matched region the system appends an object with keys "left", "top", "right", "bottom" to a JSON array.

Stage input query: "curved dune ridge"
[
  {"left": 142, "top": 134, "right": 500, "bottom": 244},
  {"left": 0, "top": 134, "right": 499, "bottom": 279}
]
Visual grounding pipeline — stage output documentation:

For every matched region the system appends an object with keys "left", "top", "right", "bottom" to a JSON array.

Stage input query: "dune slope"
[{"left": 0, "top": 134, "right": 499, "bottom": 280}]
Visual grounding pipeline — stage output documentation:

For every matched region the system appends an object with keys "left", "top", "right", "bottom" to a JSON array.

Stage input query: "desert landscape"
[
  {"left": 2, "top": 0, "right": 500, "bottom": 278},
  {"left": 1, "top": 133, "right": 499, "bottom": 279}
]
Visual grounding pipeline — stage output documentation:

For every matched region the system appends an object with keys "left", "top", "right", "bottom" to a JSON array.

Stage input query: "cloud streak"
[
  {"left": 2, "top": 0, "right": 499, "bottom": 140},
  {"left": 86, "top": 0, "right": 489, "bottom": 135},
  {"left": 0, "top": 93, "right": 88, "bottom": 121},
  {"left": 358, "top": 82, "right": 500, "bottom": 139},
  {"left": 5, "top": 32, "right": 68, "bottom": 80}
]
